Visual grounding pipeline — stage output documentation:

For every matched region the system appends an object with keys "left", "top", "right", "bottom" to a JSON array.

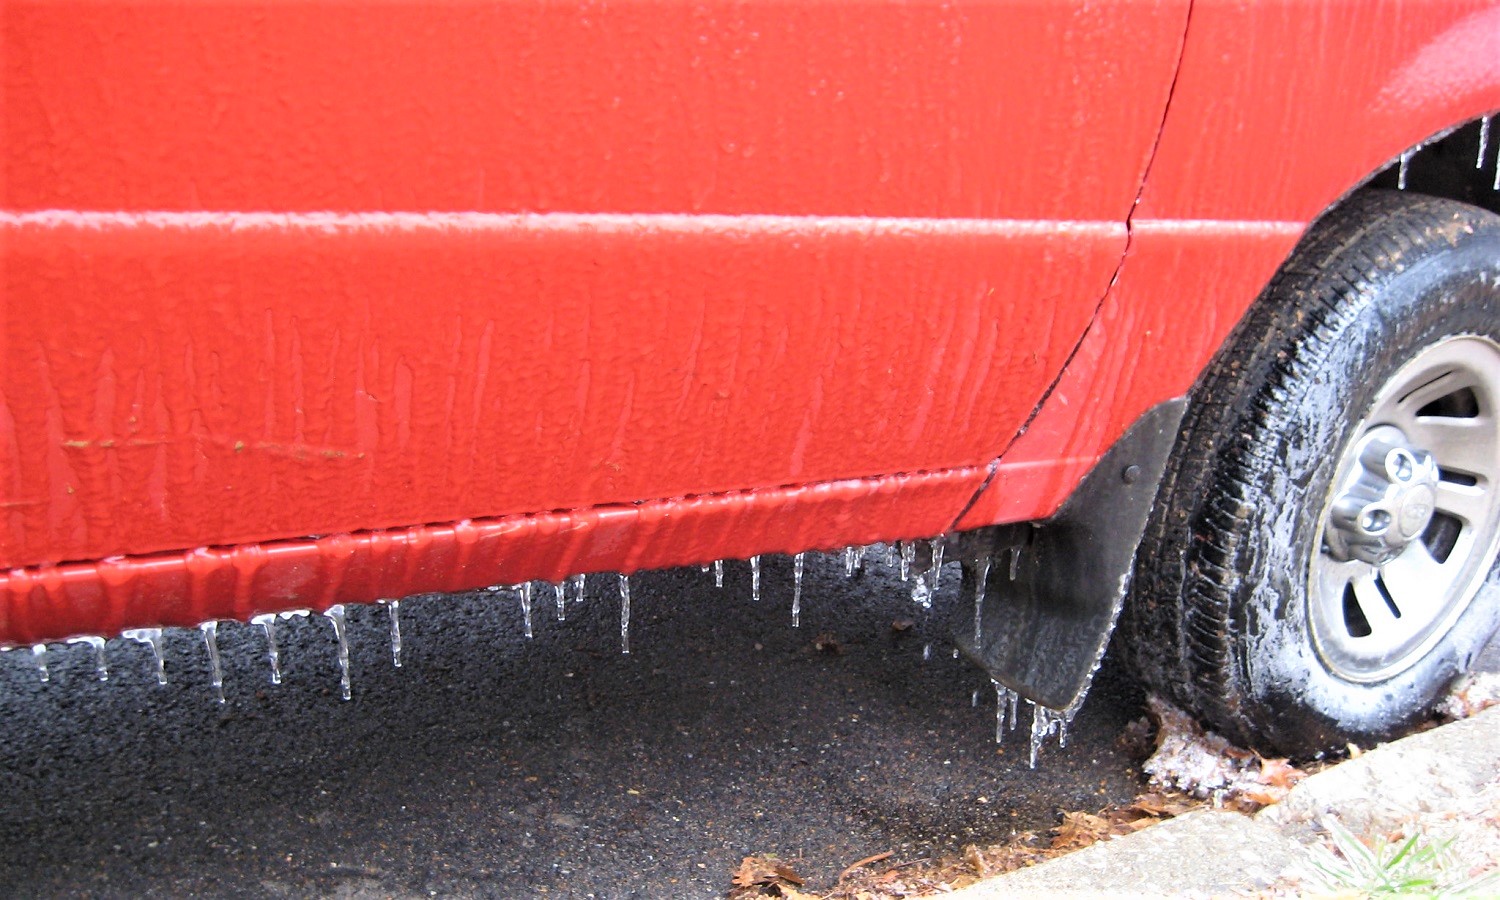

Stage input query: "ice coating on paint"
[
  {"left": 378, "top": 599, "right": 403, "bottom": 667},
  {"left": 1480, "top": 116, "right": 1492, "bottom": 169},
  {"left": 713, "top": 560, "right": 724, "bottom": 588},
  {"left": 750, "top": 555, "right": 761, "bottom": 603},
  {"left": 123, "top": 628, "right": 166, "bottom": 685},
  {"left": 618, "top": 574, "right": 631, "bottom": 655},
  {"left": 569, "top": 573, "right": 587, "bottom": 603},
  {"left": 516, "top": 583, "right": 534, "bottom": 639},
  {"left": 552, "top": 581, "right": 567, "bottom": 622},
  {"left": 66, "top": 636, "right": 108, "bottom": 681},
  {"left": 899, "top": 541, "right": 915, "bottom": 581},
  {"left": 792, "top": 552, "right": 805, "bottom": 627},
  {"left": 929, "top": 538, "right": 945, "bottom": 590},
  {"left": 31, "top": 644, "right": 48, "bottom": 683},
  {"left": 971, "top": 556, "right": 991, "bottom": 645},
  {"left": 200, "top": 621, "right": 225, "bottom": 704},
  {"left": 250, "top": 614, "right": 282, "bottom": 684},
  {"left": 323, "top": 604, "right": 351, "bottom": 701}
]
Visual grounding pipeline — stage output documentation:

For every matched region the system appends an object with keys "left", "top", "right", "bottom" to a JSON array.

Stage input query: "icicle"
[
  {"left": 569, "top": 573, "right": 587, "bottom": 604},
  {"left": 1009, "top": 546, "right": 1022, "bottom": 581},
  {"left": 899, "top": 542, "right": 915, "bottom": 581},
  {"left": 992, "top": 680, "right": 1005, "bottom": 743},
  {"left": 971, "top": 689, "right": 980, "bottom": 708},
  {"left": 378, "top": 599, "right": 402, "bottom": 668},
  {"left": 1025, "top": 702, "right": 1077, "bottom": 768},
  {"left": 910, "top": 567, "right": 934, "bottom": 609},
  {"left": 200, "top": 622, "right": 225, "bottom": 704},
  {"left": 700, "top": 563, "right": 711, "bottom": 573},
  {"left": 323, "top": 604, "right": 351, "bottom": 701},
  {"left": 884, "top": 544, "right": 898, "bottom": 567},
  {"left": 123, "top": 628, "right": 166, "bottom": 685},
  {"left": 516, "top": 583, "right": 534, "bottom": 639},
  {"left": 1398, "top": 149, "right": 1413, "bottom": 189},
  {"left": 32, "top": 644, "right": 48, "bottom": 683},
  {"left": 250, "top": 615, "right": 280, "bottom": 683},
  {"left": 1028, "top": 701, "right": 1046, "bottom": 768},
  {"left": 922, "top": 643, "right": 931, "bottom": 661},
  {"left": 929, "top": 538, "right": 945, "bottom": 590},
  {"left": 618, "top": 574, "right": 631, "bottom": 655},
  {"left": 553, "top": 582, "right": 567, "bottom": 622},
  {"left": 1494, "top": 154, "right": 1500, "bottom": 191},
  {"left": 749, "top": 555, "right": 761, "bottom": 603},
  {"left": 1479, "top": 116, "right": 1492, "bottom": 169},
  {"left": 67, "top": 636, "right": 108, "bottom": 681},
  {"left": 971, "top": 557, "right": 991, "bottom": 645},
  {"left": 713, "top": 559, "right": 724, "bottom": 588},
  {"left": 1007, "top": 687, "right": 1020, "bottom": 733},
  {"left": 843, "top": 546, "right": 858, "bottom": 577},
  {"left": 250, "top": 614, "right": 282, "bottom": 685},
  {"left": 792, "top": 552, "right": 805, "bottom": 627}
]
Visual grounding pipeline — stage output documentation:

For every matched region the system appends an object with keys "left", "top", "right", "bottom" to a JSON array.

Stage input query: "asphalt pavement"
[{"left": 0, "top": 550, "right": 1148, "bottom": 898}]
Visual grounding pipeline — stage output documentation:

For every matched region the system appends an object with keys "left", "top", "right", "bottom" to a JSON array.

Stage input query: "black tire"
[{"left": 1123, "top": 190, "right": 1500, "bottom": 757}]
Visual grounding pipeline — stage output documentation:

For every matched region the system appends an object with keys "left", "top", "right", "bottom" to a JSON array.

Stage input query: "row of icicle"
[
  {"left": 1397, "top": 114, "right": 1498, "bottom": 191},
  {"left": 3, "top": 537, "right": 1079, "bottom": 766}
]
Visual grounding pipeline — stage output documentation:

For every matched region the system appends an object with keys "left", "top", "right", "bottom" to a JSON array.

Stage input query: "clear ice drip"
[
  {"left": 929, "top": 538, "right": 945, "bottom": 590},
  {"left": 1398, "top": 149, "right": 1413, "bottom": 189},
  {"left": 899, "top": 542, "right": 915, "bottom": 581},
  {"left": 618, "top": 574, "right": 631, "bottom": 655},
  {"left": 32, "top": 644, "right": 48, "bottom": 683},
  {"left": 516, "top": 583, "right": 534, "bottom": 639},
  {"left": 1026, "top": 700, "right": 1080, "bottom": 768},
  {"left": 911, "top": 572, "right": 933, "bottom": 608},
  {"left": 378, "top": 599, "right": 402, "bottom": 667},
  {"left": 749, "top": 556, "right": 761, "bottom": 603},
  {"left": 792, "top": 552, "right": 805, "bottom": 627},
  {"left": 713, "top": 560, "right": 724, "bottom": 588},
  {"left": 200, "top": 622, "right": 225, "bottom": 704},
  {"left": 66, "top": 636, "right": 108, "bottom": 681},
  {"left": 553, "top": 582, "right": 567, "bottom": 622},
  {"left": 323, "top": 604, "right": 351, "bottom": 701},
  {"left": 972, "top": 689, "right": 980, "bottom": 708},
  {"left": 1480, "top": 116, "right": 1492, "bottom": 169},
  {"left": 250, "top": 614, "right": 282, "bottom": 684},
  {"left": 991, "top": 680, "right": 1021, "bottom": 745},
  {"left": 972, "top": 557, "right": 991, "bottom": 645},
  {"left": 569, "top": 573, "right": 587, "bottom": 604},
  {"left": 922, "top": 643, "right": 931, "bottom": 661},
  {"left": 884, "top": 544, "right": 897, "bottom": 567},
  {"left": 843, "top": 546, "right": 865, "bottom": 577},
  {"left": 1009, "top": 546, "right": 1022, "bottom": 581},
  {"left": 123, "top": 628, "right": 166, "bottom": 685}
]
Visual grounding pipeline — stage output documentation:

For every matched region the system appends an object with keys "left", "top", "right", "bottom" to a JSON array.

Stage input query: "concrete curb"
[{"left": 951, "top": 706, "right": 1500, "bottom": 897}]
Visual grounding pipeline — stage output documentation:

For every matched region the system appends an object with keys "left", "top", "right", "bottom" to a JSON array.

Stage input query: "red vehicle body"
[{"left": 3, "top": 0, "right": 1500, "bottom": 683}]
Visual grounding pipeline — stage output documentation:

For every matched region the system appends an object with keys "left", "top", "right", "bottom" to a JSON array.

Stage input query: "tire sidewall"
[{"left": 1228, "top": 238, "right": 1500, "bottom": 754}]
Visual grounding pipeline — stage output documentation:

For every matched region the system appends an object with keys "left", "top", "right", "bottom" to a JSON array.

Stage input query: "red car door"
[{"left": 2, "top": 0, "right": 1187, "bottom": 615}]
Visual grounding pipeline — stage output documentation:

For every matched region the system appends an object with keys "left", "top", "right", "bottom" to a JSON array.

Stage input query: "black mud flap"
[{"left": 951, "top": 399, "right": 1187, "bottom": 712}]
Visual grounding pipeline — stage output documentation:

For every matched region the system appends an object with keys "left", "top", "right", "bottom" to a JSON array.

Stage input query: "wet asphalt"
[{"left": 0, "top": 550, "right": 1148, "bottom": 898}]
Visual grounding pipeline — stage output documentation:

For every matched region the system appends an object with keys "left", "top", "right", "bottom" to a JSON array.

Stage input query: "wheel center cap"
[{"left": 1325, "top": 426, "right": 1441, "bottom": 565}]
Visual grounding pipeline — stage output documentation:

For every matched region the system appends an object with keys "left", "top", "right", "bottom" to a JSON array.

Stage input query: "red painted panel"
[
  {"left": 1138, "top": 0, "right": 1500, "bottom": 222},
  {"left": 0, "top": 466, "right": 985, "bottom": 646},
  {"left": 957, "top": 219, "right": 1306, "bottom": 530},
  {"left": 2, "top": 212, "right": 1122, "bottom": 567},
  {"left": 5, "top": 0, "right": 1186, "bottom": 220}
]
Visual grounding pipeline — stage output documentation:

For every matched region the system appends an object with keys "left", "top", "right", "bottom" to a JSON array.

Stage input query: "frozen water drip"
[
  {"left": 323, "top": 604, "right": 351, "bottom": 701},
  {"left": 792, "top": 552, "right": 805, "bottom": 627},
  {"left": 251, "top": 614, "right": 282, "bottom": 685},
  {"left": 972, "top": 556, "right": 991, "bottom": 645},
  {"left": 516, "top": 583, "right": 534, "bottom": 639},
  {"left": 200, "top": 621, "right": 225, "bottom": 704},
  {"left": 123, "top": 628, "right": 166, "bottom": 685},
  {"left": 32, "top": 644, "right": 48, "bottom": 683},
  {"left": 66, "top": 636, "right": 109, "bottom": 681},
  {"left": 378, "top": 599, "right": 402, "bottom": 667},
  {"left": 713, "top": 560, "right": 724, "bottom": 588},
  {"left": 569, "top": 573, "right": 587, "bottom": 604},
  {"left": 899, "top": 541, "right": 915, "bottom": 581},
  {"left": 750, "top": 556, "right": 761, "bottom": 603},
  {"left": 618, "top": 574, "right": 631, "bottom": 655},
  {"left": 553, "top": 582, "right": 567, "bottom": 622}
]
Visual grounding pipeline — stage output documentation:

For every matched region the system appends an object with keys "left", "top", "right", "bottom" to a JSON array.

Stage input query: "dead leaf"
[
  {"left": 730, "top": 855, "right": 808, "bottom": 898},
  {"left": 813, "top": 633, "right": 844, "bottom": 655},
  {"left": 1051, "top": 810, "right": 1113, "bottom": 851}
]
